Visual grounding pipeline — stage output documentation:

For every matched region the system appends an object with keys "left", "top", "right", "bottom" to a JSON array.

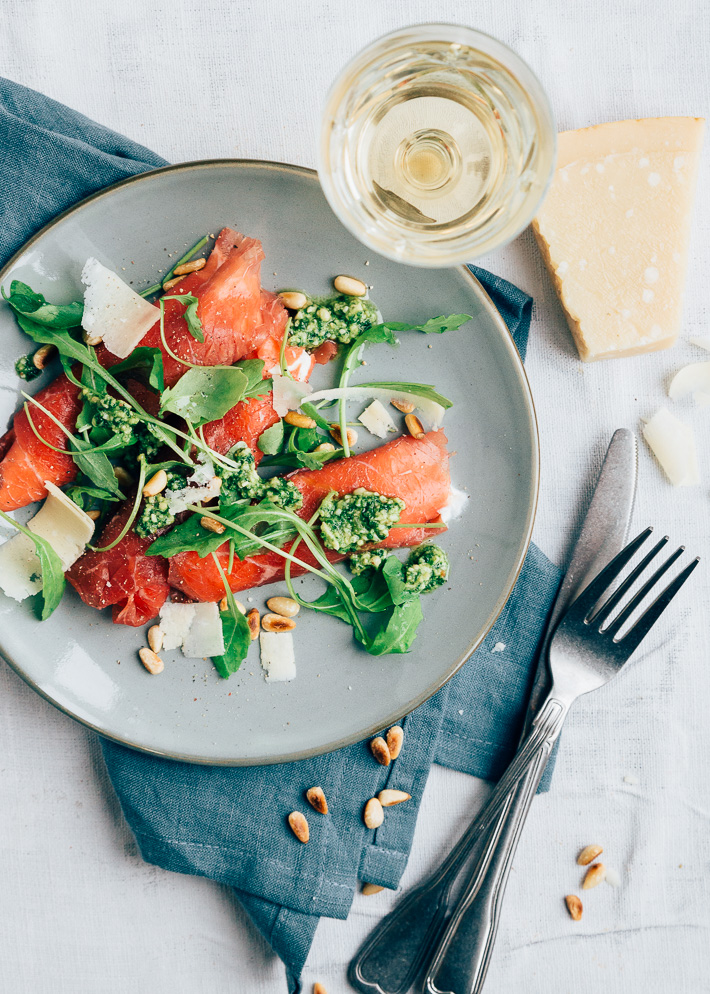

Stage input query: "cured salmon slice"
[
  {"left": 66, "top": 501, "right": 170, "bottom": 627},
  {"left": 168, "top": 431, "right": 451, "bottom": 602}
]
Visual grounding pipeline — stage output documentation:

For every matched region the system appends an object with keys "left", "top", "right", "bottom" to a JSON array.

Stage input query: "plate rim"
[{"left": 0, "top": 157, "right": 540, "bottom": 766}]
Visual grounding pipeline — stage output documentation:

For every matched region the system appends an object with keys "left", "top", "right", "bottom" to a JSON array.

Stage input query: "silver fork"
[{"left": 349, "top": 528, "right": 699, "bottom": 994}]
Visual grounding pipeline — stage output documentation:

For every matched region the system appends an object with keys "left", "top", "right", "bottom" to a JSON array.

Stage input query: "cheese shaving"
[
  {"left": 642, "top": 407, "right": 700, "bottom": 486},
  {"left": 81, "top": 257, "right": 158, "bottom": 358}
]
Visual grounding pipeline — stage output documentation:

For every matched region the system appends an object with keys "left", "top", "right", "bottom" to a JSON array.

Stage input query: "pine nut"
[
  {"left": 261, "top": 613, "right": 296, "bottom": 633},
  {"left": 86, "top": 509, "right": 101, "bottom": 521},
  {"left": 162, "top": 276, "right": 182, "bottom": 290},
  {"left": 173, "top": 258, "right": 206, "bottom": 276},
  {"left": 113, "top": 466, "right": 134, "bottom": 488},
  {"left": 278, "top": 290, "right": 308, "bottom": 310},
  {"left": 142, "top": 469, "right": 168, "bottom": 497},
  {"left": 200, "top": 515, "right": 225, "bottom": 534},
  {"left": 361, "top": 883, "right": 385, "bottom": 896},
  {"left": 285, "top": 411, "right": 317, "bottom": 429},
  {"left": 139, "top": 647, "right": 164, "bottom": 675},
  {"left": 363, "top": 798, "right": 384, "bottom": 829},
  {"left": 565, "top": 894, "right": 583, "bottom": 921},
  {"left": 306, "top": 786, "right": 328, "bottom": 814},
  {"left": 83, "top": 330, "right": 103, "bottom": 347},
  {"left": 330, "top": 424, "right": 358, "bottom": 447},
  {"left": 391, "top": 398, "right": 416, "bottom": 414},
  {"left": 314, "top": 442, "right": 336, "bottom": 454},
  {"left": 247, "top": 608, "right": 260, "bottom": 640},
  {"left": 266, "top": 596, "right": 300, "bottom": 618},
  {"left": 386, "top": 726, "right": 404, "bottom": 759},
  {"left": 582, "top": 863, "right": 606, "bottom": 890},
  {"left": 32, "top": 344, "right": 56, "bottom": 370},
  {"left": 369, "top": 736, "right": 391, "bottom": 766},
  {"left": 378, "top": 789, "right": 411, "bottom": 807},
  {"left": 220, "top": 595, "right": 246, "bottom": 614},
  {"left": 577, "top": 844, "right": 604, "bottom": 866},
  {"left": 288, "top": 811, "right": 309, "bottom": 843},
  {"left": 147, "top": 625, "right": 164, "bottom": 653},
  {"left": 313, "top": 984, "right": 328, "bottom": 994},
  {"left": 405, "top": 413, "right": 425, "bottom": 439},
  {"left": 334, "top": 274, "right": 367, "bottom": 297}
]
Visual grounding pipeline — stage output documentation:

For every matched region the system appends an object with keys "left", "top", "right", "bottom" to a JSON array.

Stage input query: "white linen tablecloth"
[{"left": 1, "top": 1, "right": 709, "bottom": 991}]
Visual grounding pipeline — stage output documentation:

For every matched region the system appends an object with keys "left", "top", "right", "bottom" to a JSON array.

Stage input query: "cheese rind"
[{"left": 533, "top": 117, "right": 704, "bottom": 361}]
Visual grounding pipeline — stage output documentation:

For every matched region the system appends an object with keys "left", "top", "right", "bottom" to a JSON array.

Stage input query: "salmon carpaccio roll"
[{"left": 168, "top": 430, "right": 451, "bottom": 603}]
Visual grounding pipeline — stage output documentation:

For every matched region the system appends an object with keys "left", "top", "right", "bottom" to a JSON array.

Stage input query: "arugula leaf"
[
  {"left": 147, "top": 502, "right": 297, "bottom": 562},
  {"left": 258, "top": 447, "right": 343, "bottom": 470},
  {"left": 3, "top": 281, "right": 83, "bottom": 329},
  {"left": 257, "top": 420, "right": 285, "bottom": 455},
  {"left": 65, "top": 481, "right": 121, "bottom": 508},
  {"left": 364, "top": 599, "right": 423, "bottom": 655},
  {"left": 13, "top": 312, "right": 94, "bottom": 364},
  {"left": 300, "top": 402, "right": 332, "bottom": 432},
  {"left": 381, "top": 555, "right": 417, "bottom": 606},
  {"left": 160, "top": 366, "right": 249, "bottom": 424},
  {"left": 162, "top": 293, "right": 204, "bottom": 342},
  {"left": 304, "top": 569, "right": 393, "bottom": 621},
  {"left": 236, "top": 360, "right": 272, "bottom": 401},
  {"left": 357, "top": 381, "right": 453, "bottom": 410},
  {"left": 69, "top": 435, "right": 124, "bottom": 496},
  {"left": 146, "top": 509, "right": 235, "bottom": 559},
  {"left": 416, "top": 314, "right": 472, "bottom": 334},
  {"left": 0, "top": 509, "right": 66, "bottom": 620},
  {"left": 212, "top": 609, "right": 251, "bottom": 678},
  {"left": 110, "top": 347, "right": 165, "bottom": 392}
]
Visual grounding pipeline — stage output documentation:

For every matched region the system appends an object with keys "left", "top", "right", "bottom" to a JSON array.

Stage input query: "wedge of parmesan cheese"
[
  {"left": 81, "top": 258, "right": 158, "bottom": 358},
  {"left": 533, "top": 117, "right": 704, "bottom": 361},
  {"left": 0, "top": 482, "right": 95, "bottom": 602},
  {"left": 259, "top": 631, "right": 296, "bottom": 682},
  {"left": 642, "top": 407, "right": 699, "bottom": 486}
]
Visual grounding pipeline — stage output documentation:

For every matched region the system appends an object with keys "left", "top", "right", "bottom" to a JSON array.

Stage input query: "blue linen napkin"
[{"left": 1, "top": 77, "right": 562, "bottom": 992}]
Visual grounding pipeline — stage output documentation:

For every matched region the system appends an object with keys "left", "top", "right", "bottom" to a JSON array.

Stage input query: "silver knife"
[
  {"left": 349, "top": 428, "right": 637, "bottom": 994},
  {"left": 423, "top": 426, "right": 638, "bottom": 994}
]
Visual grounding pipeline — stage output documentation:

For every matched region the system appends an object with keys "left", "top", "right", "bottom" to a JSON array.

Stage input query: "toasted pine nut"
[
  {"left": 278, "top": 290, "right": 308, "bottom": 310},
  {"left": 86, "top": 509, "right": 101, "bottom": 521},
  {"left": 200, "top": 515, "right": 225, "bottom": 534},
  {"left": 405, "top": 413, "right": 425, "bottom": 439},
  {"left": 334, "top": 274, "right": 367, "bottom": 297},
  {"left": 142, "top": 469, "right": 168, "bottom": 497},
  {"left": 565, "top": 894, "right": 583, "bottom": 921},
  {"left": 361, "top": 883, "right": 385, "bottom": 896},
  {"left": 577, "top": 844, "right": 604, "bottom": 866},
  {"left": 285, "top": 411, "right": 317, "bottom": 429},
  {"left": 330, "top": 424, "right": 358, "bottom": 447},
  {"left": 391, "top": 398, "right": 416, "bottom": 414},
  {"left": 113, "top": 466, "right": 133, "bottom": 488},
  {"left": 306, "top": 786, "right": 328, "bottom": 814},
  {"left": 220, "top": 595, "right": 246, "bottom": 614},
  {"left": 378, "top": 789, "right": 411, "bottom": 807},
  {"left": 173, "top": 258, "right": 206, "bottom": 276},
  {"left": 288, "top": 811, "right": 309, "bottom": 843},
  {"left": 363, "top": 797, "right": 384, "bottom": 829},
  {"left": 162, "top": 276, "right": 182, "bottom": 290},
  {"left": 262, "top": 612, "right": 297, "bottom": 633},
  {"left": 582, "top": 863, "right": 606, "bottom": 890},
  {"left": 247, "top": 608, "right": 260, "bottom": 640},
  {"left": 369, "top": 736, "right": 391, "bottom": 766},
  {"left": 266, "top": 596, "right": 300, "bottom": 618},
  {"left": 147, "top": 625, "right": 164, "bottom": 653},
  {"left": 386, "top": 726, "right": 404, "bottom": 759},
  {"left": 83, "top": 330, "right": 103, "bottom": 347},
  {"left": 32, "top": 344, "right": 56, "bottom": 370},
  {"left": 139, "top": 647, "right": 164, "bottom": 675},
  {"left": 313, "top": 984, "right": 328, "bottom": 994},
  {"left": 314, "top": 442, "right": 336, "bottom": 454}
]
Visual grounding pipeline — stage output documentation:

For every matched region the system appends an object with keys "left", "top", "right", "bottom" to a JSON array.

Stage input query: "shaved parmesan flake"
[
  {"left": 0, "top": 483, "right": 94, "bottom": 602},
  {"left": 272, "top": 374, "right": 312, "bottom": 416},
  {"left": 159, "top": 601, "right": 196, "bottom": 650},
  {"left": 358, "top": 399, "right": 397, "bottom": 439},
  {"left": 81, "top": 257, "right": 158, "bottom": 358},
  {"left": 437, "top": 486, "right": 469, "bottom": 524},
  {"left": 642, "top": 407, "right": 699, "bottom": 486},
  {"left": 165, "top": 476, "right": 221, "bottom": 514},
  {"left": 188, "top": 454, "right": 215, "bottom": 486},
  {"left": 306, "top": 387, "right": 447, "bottom": 429},
  {"left": 689, "top": 337, "right": 710, "bottom": 352},
  {"left": 182, "top": 602, "right": 224, "bottom": 658},
  {"left": 268, "top": 351, "right": 312, "bottom": 382},
  {"left": 668, "top": 361, "right": 710, "bottom": 401},
  {"left": 260, "top": 631, "right": 296, "bottom": 682}
]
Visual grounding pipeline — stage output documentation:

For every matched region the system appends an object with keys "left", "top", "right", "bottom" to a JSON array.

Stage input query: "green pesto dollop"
[
  {"left": 82, "top": 389, "right": 163, "bottom": 461},
  {"left": 217, "top": 442, "right": 303, "bottom": 511},
  {"left": 288, "top": 294, "right": 379, "bottom": 350},
  {"left": 403, "top": 544, "right": 449, "bottom": 595},
  {"left": 348, "top": 549, "right": 389, "bottom": 575},
  {"left": 15, "top": 353, "right": 43, "bottom": 381},
  {"left": 135, "top": 470, "right": 183, "bottom": 539},
  {"left": 319, "top": 490, "right": 405, "bottom": 554}
]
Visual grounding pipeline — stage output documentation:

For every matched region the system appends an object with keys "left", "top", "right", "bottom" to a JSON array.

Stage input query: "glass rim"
[{"left": 318, "top": 22, "right": 557, "bottom": 267}]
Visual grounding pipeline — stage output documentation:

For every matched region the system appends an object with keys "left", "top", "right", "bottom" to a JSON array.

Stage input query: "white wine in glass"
[{"left": 319, "top": 24, "right": 556, "bottom": 267}]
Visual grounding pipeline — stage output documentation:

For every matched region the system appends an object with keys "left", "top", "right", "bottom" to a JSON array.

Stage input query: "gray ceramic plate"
[{"left": 0, "top": 160, "right": 538, "bottom": 765}]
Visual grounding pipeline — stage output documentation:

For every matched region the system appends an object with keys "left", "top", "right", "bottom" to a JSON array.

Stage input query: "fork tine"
[
  {"left": 603, "top": 545, "right": 685, "bottom": 638},
  {"left": 617, "top": 557, "right": 700, "bottom": 655},
  {"left": 590, "top": 536, "right": 670, "bottom": 629},
  {"left": 565, "top": 527, "right": 654, "bottom": 624}
]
